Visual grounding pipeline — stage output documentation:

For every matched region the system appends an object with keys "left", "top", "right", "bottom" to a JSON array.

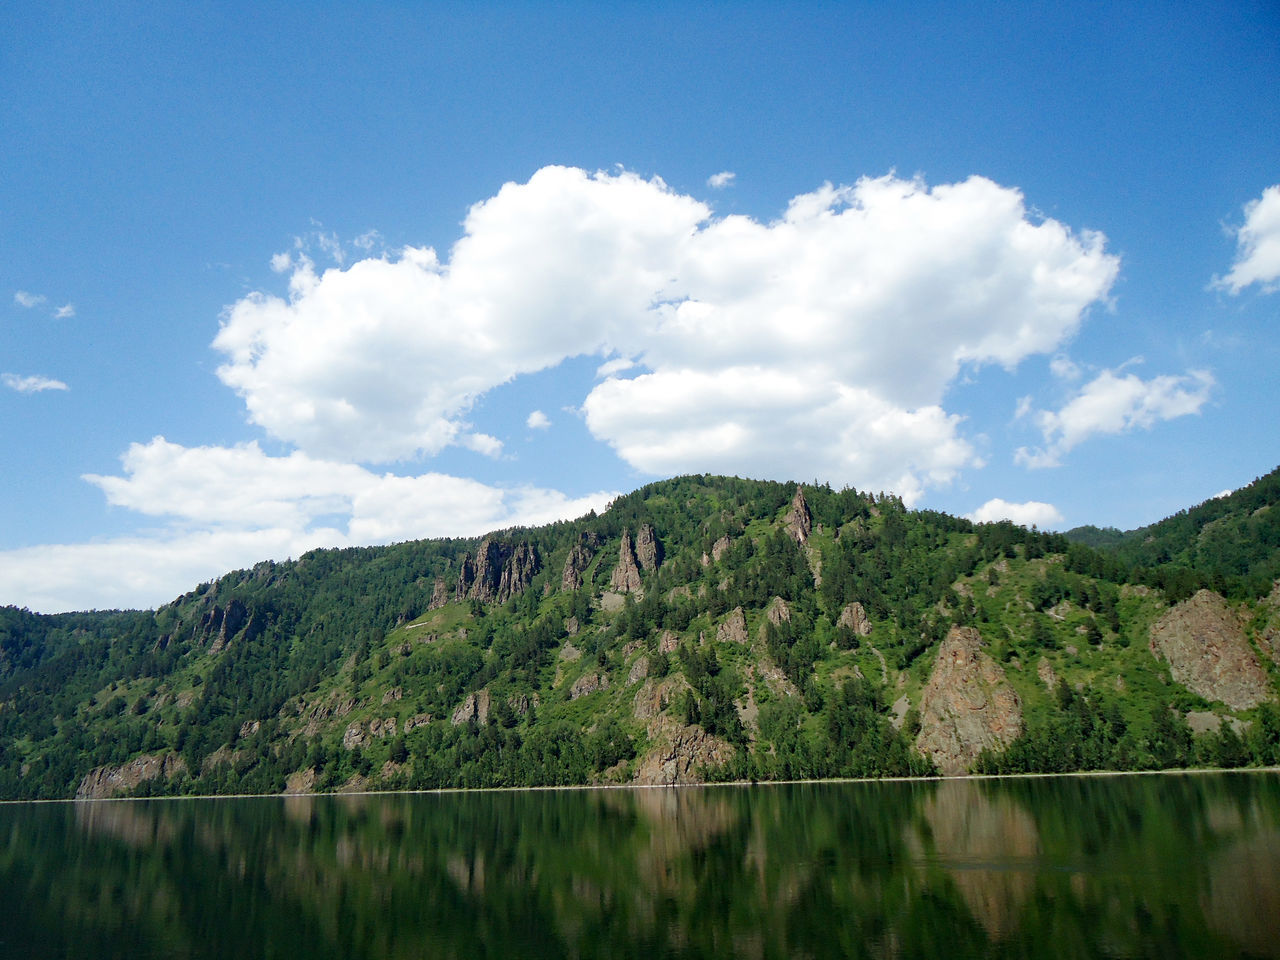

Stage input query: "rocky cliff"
[
  {"left": 784, "top": 487, "right": 812, "bottom": 544},
  {"left": 916, "top": 626, "right": 1023, "bottom": 776},
  {"left": 1148, "top": 589, "right": 1273, "bottom": 710},
  {"left": 455, "top": 538, "right": 540, "bottom": 604},
  {"left": 610, "top": 529, "right": 644, "bottom": 593}
]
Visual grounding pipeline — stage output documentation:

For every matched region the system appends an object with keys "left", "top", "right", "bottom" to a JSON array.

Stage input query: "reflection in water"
[{"left": 0, "top": 774, "right": 1277, "bottom": 958}]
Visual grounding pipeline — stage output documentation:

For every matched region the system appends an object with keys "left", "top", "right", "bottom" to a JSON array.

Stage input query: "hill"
[
  {"left": 2, "top": 472, "right": 1279, "bottom": 800},
  {"left": 1065, "top": 465, "right": 1280, "bottom": 600}
]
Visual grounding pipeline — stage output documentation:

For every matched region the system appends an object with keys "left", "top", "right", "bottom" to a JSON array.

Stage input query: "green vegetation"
[{"left": 1, "top": 469, "right": 1278, "bottom": 800}]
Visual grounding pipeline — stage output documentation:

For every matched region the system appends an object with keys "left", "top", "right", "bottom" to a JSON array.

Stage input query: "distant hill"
[
  {"left": 1066, "top": 465, "right": 1280, "bottom": 600},
  {"left": 2, "top": 471, "right": 1279, "bottom": 800}
]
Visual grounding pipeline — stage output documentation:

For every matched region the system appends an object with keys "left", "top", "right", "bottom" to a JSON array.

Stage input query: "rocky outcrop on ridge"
[
  {"left": 784, "top": 487, "right": 812, "bottom": 544},
  {"left": 187, "top": 598, "right": 259, "bottom": 655},
  {"left": 76, "top": 752, "right": 188, "bottom": 800},
  {"left": 1148, "top": 589, "right": 1272, "bottom": 710},
  {"left": 610, "top": 530, "right": 644, "bottom": 594},
  {"left": 455, "top": 539, "right": 540, "bottom": 604},
  {"left": 635, "top": 523, "right": 662, "bottom": 573},
  {"left": 916, "top": 626, "right": 1023, "bottom": 776},
  {"left": 560, "top": 534, "right": 598, "bottom": 592},
  {"left": 428, "top": 575, "right": 449, "bottom": 610}
]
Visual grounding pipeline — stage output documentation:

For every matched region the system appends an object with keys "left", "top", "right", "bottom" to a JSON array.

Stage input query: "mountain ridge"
[{"left": 2, "top": 469, "right": 1278, "bottom": 800}]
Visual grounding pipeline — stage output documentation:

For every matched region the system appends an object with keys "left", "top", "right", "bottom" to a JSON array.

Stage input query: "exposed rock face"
[
  {"left": 628, "top": 656, "right": 650, "bottom": 684},
  {"left": 428, "top": 576, "right": 449, "bottom": 610},
  {"left": 1149, "top": 590, "right": 1272, "bottom": 710},
  {"left": 766, "top": 597, "right": 791, "bottom": 627},
  {"left": 451, "top": 689, "right": 492, "bottom": 726},
  {"left": 717, "top": 607, "right": 749, "bottom": 645},
  {"left": 838, "top": 602, "right": 873, "bottom": 636},
  {"left": 75, "top": 753, "right": 187, "bottom": 800},
  {"left": 570, "top": 671, "right": 610, "bottom": 700},
  {"left": 455, "top": 539, "right": 540, "bottom": 604},
  {"left": 635, "top": 523, "right": 662, "bottom": 573},
  {"left": 561, "top": 537, "right": 597, "bottom": 592},
  {"left": 632, "top": 718, "right": 736, "bottom": 785},
  {"left": 784, "top": 487, "right": 812, "bottom": 545},
  {"left": 916, "top": 626, "right": 1023, "bottom": 776},
  {"left": 658, "top": 630, "right": 679, "bottom": 654},
  {"left": 191, "top": 598, "right": 257, "bottom": 655},
  {"left": 404, "top": 713, "right": 433, "bottom": 732},
  {"left": 711, "top": 535, "right": 732, "bottom": 563},
  {"left": 633, "top": 676, "right": 691, "bottom": 720},
  {"left": 610, "top": 530, "right": 644, "bottom": 593},
  {"left": 343, "top": 722, "right": 366, "bottom": 750},
  {"left": 382, "top": 687, "right": 403, "bottom": 705}
]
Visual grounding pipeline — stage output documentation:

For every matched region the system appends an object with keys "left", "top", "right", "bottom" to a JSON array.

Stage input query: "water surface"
[{"left": 2, "top": 773, "right": 1278, "bottom": 959}]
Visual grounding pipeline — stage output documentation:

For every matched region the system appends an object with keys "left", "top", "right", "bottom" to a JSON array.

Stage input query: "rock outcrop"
[
  {"left": 784, "top": 487, "right": 812, "bottom": 545},
  {"left": 838, "top": 602, "right": 873, "bottom": 636},
  {"left": 610, "top": 530, "right": 644, "bottom": 594},
  {"left": 635, "top": 523, "right": 662, "bottom": 573},
  {"left": 632, "top": 718, "right": 736, "bottom": 785},
  {"left": 455, "top": 539, "right": 540, "bottom": 604},
  {"left": 717, "top": 607, "right": 749, "bottom": 645},
  {"left": 561, "top": 535, "right": 598, "bottom": 592},
  {"left": 570, "top": 671, "right": 610, "bottom": 700},
  {"left": 916, "top": 626, "right": 1023, "bottom": 776},
  {"left": 428, "top": 575, "right": 449, "bottom": 610},
  {"left": 451, "top": 689, "right": 492, "bottom": 726},
  {"left": 1148, "top": 589, "right": 1272, "bottom": 710},
  {"left": 189, "top": 598, "right": 259, "bottom": 655},
  {"left": 75, "top": 753, "right": 187, "bottom": 800}
]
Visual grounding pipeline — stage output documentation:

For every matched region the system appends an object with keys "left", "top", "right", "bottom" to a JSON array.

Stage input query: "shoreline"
[{"left": 7, "top": 763, "right": 1280, "bottom": 805}]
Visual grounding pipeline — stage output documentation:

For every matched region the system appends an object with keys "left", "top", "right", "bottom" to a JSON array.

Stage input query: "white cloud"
[
  {"left": 1214, "top": 185, "right": 1280, "bottom": 294},
  {"left": 707, "top": 171, "right": 736, "bottom": 189},
  {"left": 461, "top": 432, "right": 504, "bottom": 458},
  {"left": 270, "top": 251, "right": 292, "bottom": 273},
  {"left": 213, "top": 166, "right": 1117, "bottom": 500},
  {"left": 3, "top": 373, "right": 68, "bottom": 394},
  {"left": 1049, "top": 354, "right": 1081, "bottom": 380},
  {"left": 526, "top": 409, "right": 551, "bottom": 429},
  {"left": 1016, "top": 368, "right": 1214, "bottom": 468},
  {"left": 53, "top": 303, "right": 75, "bottom": 319},
  {"left": 0, "top": 436, "right": 621, "bottom": 612},
  {"left": 14, "top": 291, "right": 46, "bottom": 308},
  {"left": 966, "top": 498, "right": 1064, "bottom": 529}
]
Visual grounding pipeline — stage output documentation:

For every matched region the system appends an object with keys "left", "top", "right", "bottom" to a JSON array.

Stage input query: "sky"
[{"left": 2, "top": 2, "right": 1278, "bottom": 613}]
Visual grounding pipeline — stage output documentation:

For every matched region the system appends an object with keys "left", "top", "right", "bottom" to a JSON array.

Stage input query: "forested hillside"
[{"left": 2, "top": 472, "right": 1279, "bottom": 800}]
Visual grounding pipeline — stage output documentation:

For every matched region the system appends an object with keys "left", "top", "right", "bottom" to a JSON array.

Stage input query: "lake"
[{"left": 1, "top": 773, "right": 1277, "bottom": 958}]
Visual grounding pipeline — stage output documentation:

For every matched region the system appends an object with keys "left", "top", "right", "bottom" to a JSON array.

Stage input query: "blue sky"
[{"left": 2, "top": 2, "right": 1278, "bottom": 612}]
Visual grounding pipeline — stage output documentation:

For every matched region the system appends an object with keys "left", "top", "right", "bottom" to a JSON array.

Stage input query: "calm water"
[{"left": 1, "top": 773, "right": 1278, "bottom": 959}]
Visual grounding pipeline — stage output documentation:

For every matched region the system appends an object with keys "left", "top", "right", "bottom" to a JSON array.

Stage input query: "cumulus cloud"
[
  {"left": 3, "top": 373, "right": 68, "bottom": 394},
  {"left": 1016, "top": 368, "right": 1214, "bottom": 468},
  {"left": 0, "top": 435, "right": 623, "bottom": 612},
  {"left": 13, "top": 291, "right": 46, "bottom": 308},
  {"left": 526, "top": 409, "right": 551, "bottom": 429},
  {"left": 966, "top": 498, "right": 1064, "bottom": 529},
  {"left": 1214, "top": 185, "right": 1280, "bottom": 293},
  {"left": 53, "top": 303, "right": 75, "bottom": 319},
  {"left": 213, "top": 166, "right": 1117, "bottom": 500},
  {"left": 707, "top": 171, "right": 736, "bottom": 189}
]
